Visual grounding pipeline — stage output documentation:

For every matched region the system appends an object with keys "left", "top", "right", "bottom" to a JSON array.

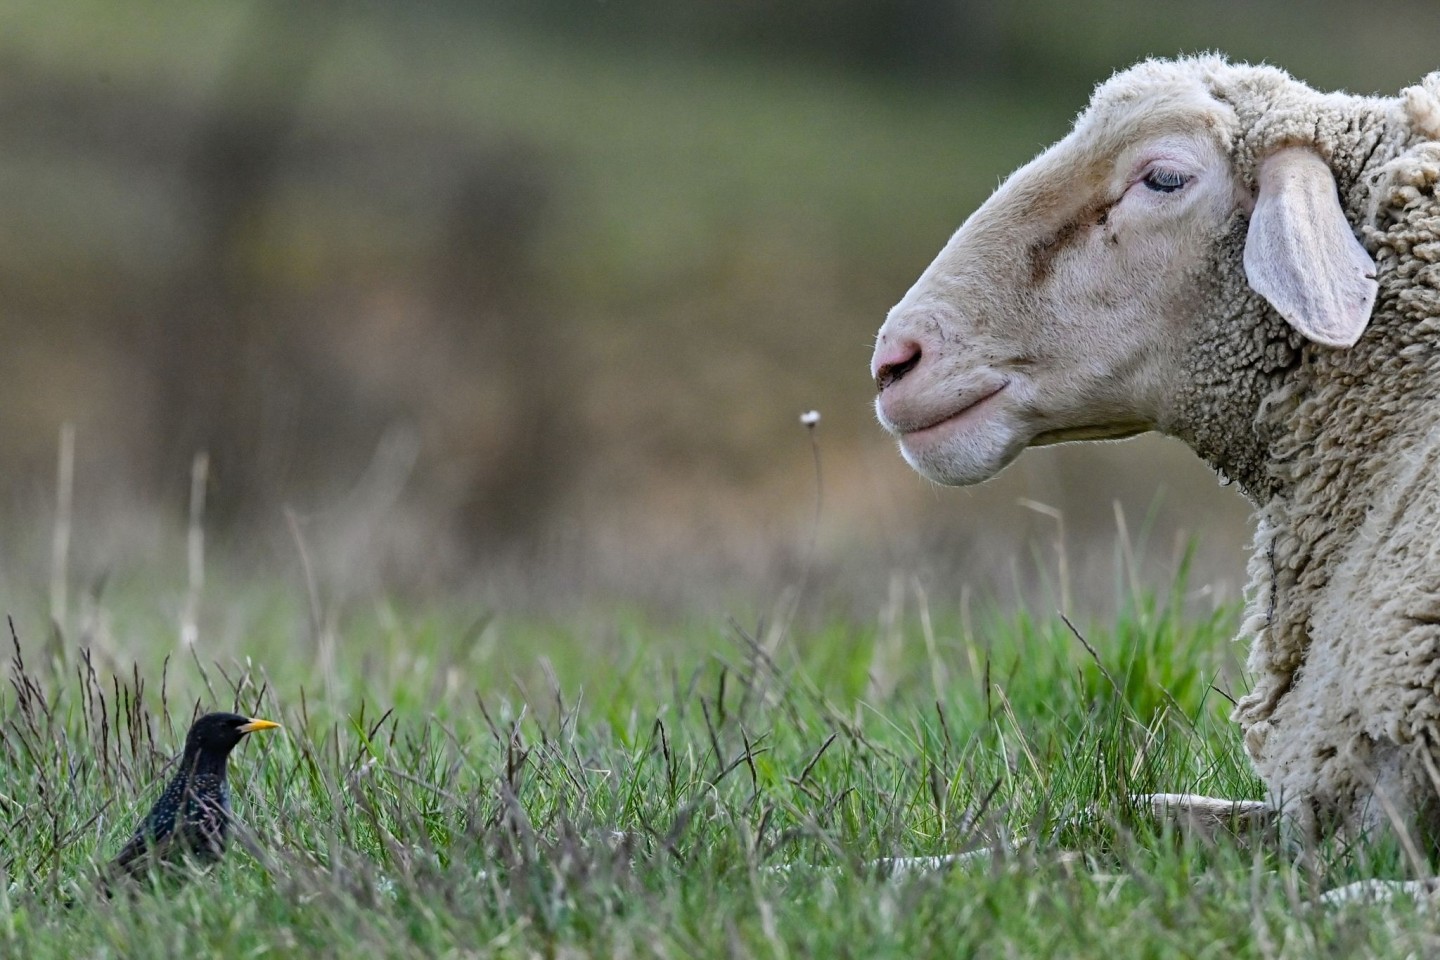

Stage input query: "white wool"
[{"left": 1403, "top": 76, "right": 1440, "bottom": 141}]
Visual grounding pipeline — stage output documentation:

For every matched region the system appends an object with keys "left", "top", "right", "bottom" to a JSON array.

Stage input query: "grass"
[
  {"left": 3, "top": 7, "right": 1440, "bottom": 952},
  {"left": 4, "top": 562, "right": 1440, "bottom": 958}
]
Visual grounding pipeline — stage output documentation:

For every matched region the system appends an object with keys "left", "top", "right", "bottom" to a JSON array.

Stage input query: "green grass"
[{"left": 4, "top": 568, "right": 1440, "bottom": 958}]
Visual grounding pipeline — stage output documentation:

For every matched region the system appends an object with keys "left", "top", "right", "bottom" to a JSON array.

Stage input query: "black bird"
[{"left": 104, "top": 712, "right": 280, "bottom": 888}]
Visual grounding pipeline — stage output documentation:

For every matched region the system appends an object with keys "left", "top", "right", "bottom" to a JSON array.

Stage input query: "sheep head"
[{"left": 872, "top": 57, "right": 1380, "bottom": 490}]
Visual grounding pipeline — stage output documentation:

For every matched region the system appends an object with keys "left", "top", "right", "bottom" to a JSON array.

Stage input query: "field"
[
  {"left": 6, "top": 2, "right": 1440, "bottom": 956},
  {"left": 3, "top": 556, "right": 1439, "bottom": 959}
]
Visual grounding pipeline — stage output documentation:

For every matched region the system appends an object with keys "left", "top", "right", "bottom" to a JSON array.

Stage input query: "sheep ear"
[{"left": 1243, "top": 148, "right": 1377, "bottom": 347}]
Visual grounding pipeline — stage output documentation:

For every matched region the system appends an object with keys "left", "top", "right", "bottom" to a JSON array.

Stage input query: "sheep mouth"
[
  {"left": 893, "top": 382, "right": 1010, "bottom": 437},
  {"left": 1031, "top": 420, "right": 1152, "bottom": 446}
]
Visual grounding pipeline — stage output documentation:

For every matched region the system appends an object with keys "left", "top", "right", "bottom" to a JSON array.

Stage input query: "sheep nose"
[{"left": 872, "top": 337, "right": 923, "bottom": 392}]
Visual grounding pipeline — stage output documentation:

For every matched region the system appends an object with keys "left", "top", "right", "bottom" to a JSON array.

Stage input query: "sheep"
[{"left": 871, "top": 55, "right": 1440, "bottom": 855}]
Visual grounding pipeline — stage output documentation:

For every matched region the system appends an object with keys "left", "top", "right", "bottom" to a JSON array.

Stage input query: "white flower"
[{"left": 799, "top": 410, "right": 821, "bottom": 427}]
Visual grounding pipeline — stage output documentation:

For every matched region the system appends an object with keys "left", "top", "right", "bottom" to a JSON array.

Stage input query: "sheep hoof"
[
  {"left": 1320, "top": 878, "right": 1440, "bottom": 906},
  {"left": 1134, "top": 793, "right": 1276, "bottom": 839}
]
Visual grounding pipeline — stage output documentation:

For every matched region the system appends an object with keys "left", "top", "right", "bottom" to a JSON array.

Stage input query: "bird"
[{"left": 102, "top": 712, "right": 280, "bottom": 890}]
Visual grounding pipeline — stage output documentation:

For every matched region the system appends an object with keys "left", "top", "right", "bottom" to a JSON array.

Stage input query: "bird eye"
[{"left": 1142, "top": 168, "right": 1190, "bottom": 193}]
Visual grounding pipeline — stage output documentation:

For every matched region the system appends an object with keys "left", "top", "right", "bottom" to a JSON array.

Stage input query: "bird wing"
[{"left": 105, "top": 820, "right": 183, "bottom": 885}]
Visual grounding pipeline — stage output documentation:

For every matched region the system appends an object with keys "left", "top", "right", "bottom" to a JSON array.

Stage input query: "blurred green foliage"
[
  {"left": 0, "top": 0, "right": 1431, "bottom": 600},
  {"left": 481, "top": 0, "right": 1435, "bottom": 93}
]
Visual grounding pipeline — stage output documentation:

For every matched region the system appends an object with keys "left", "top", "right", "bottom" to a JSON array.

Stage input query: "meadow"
[
  {"left": 6, "top": 3, "right": 1440, "bottom": 956},
  {"left": 3, "top": 550, "right": 1439, "bottom": 959}
]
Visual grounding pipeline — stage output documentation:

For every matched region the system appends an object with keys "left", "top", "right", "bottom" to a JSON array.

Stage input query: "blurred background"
[{"left": 1, "top": 0, "right": 1434, "bottom": 622}]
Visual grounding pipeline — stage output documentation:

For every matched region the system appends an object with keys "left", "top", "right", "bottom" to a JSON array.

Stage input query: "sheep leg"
[
  {"left": 852, "top": 795, "right": 1277, "bottom": 876},
  {"left": 1320, "top": 878, "right": 1440, "bottom": 906},
  {"left": 1134, "top": 792, "right": 1277, "bottom": 839}
]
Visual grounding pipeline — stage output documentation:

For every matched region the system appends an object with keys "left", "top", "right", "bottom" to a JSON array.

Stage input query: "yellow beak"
[{"left": 238, "top": 718, "right": 282, "bottom": 733}]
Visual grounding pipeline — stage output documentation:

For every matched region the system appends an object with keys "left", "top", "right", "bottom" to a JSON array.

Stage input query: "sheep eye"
[{"left": 1142, "top": 169, "right": 1190, "bottom": 193}]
